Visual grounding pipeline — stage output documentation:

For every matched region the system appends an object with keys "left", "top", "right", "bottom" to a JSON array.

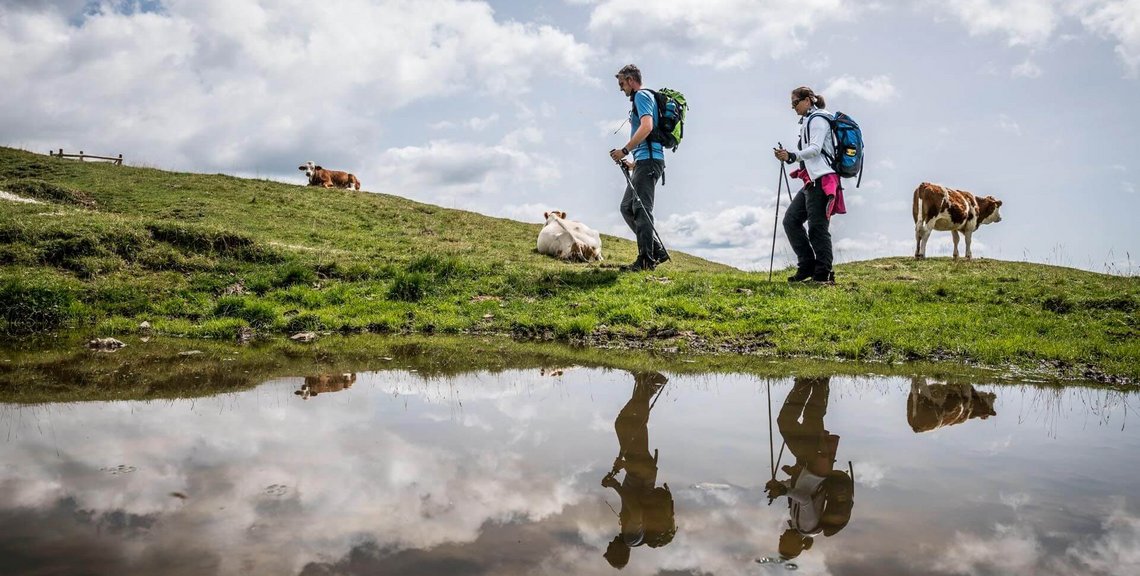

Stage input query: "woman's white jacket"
[{"left": 794, "top": 106, "right": 836, "bottom": 182}]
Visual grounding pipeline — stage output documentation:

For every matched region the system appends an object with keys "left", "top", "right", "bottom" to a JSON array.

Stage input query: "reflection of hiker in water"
[
  {"left": 602, "top": 371, "right": 677, "bottom": 569},
  {"left": 763, "top": 376, "right": 854, "bottom": 565}
]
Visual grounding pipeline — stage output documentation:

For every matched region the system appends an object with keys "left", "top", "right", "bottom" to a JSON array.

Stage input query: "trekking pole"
[
  {"left": 778, "top": 142, "right": 795, "bottom": 204},
  {"left": 619, "top": 164, "right": 670, "bottom": 261},
  {"left": 781, "top": 162, "right": 796, "bottom": 204},
  {"left": 767, "top": 381, "right": 775, "bottom": 477},
  {"left": 765, "top": 380, "right": 788, "bottom": 507},
  {"left": 767, "top": 163, "right": 786, "bottom": 282},
  {"left": 648, "top": 379, "right": 668, "bottom": 412}
]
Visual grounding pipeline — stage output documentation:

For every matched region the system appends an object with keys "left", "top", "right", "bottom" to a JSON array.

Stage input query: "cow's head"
[
  {"left": 298, "top": 161, "right": 318, "bottom": 180},
  {"left": 977, "top": 196, "right": 1003, "bottom": 225},
  {"left": 543, "top": 210, "right": 568, "bottom": 224}
]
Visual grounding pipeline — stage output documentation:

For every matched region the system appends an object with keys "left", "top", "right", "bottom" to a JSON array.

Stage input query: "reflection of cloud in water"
[
  {"left": 0, "top": 374, "right": 589, "bottom": 574},
  {"left": 0, "top": 372, "right": 1137, "bottom": 575},
  {"left": 933, "top": 523, "right": 1042, "bottom": 574},
  {"left": 854, "top": 461, "right": 887, "bottom": 489}
]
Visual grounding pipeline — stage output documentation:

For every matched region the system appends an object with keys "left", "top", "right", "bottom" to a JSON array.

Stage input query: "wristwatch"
[{"left": 622, "top": 147, "right": 629, "bottom": 155}]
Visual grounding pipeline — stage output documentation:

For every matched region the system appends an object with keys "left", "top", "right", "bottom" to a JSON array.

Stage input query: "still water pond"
[{"left": 2, "top": 368, "right": 1138, "bottom": 575}]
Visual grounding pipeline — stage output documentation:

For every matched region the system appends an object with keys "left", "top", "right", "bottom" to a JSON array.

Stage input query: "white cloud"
[
  {"left": 804, "top": 54, "right": 833, "bottom": 72},
  {"left": 370, "top": 129, "right": 559, "bottom": 206},
  {"left": 586, "top": 0, "right": 858, "bottom": 68},
  {"left": 1012, "top": 59, "right": 1044, "bottom": 78},
  {"left": 823, "top": 75, "right": 899, "bottom": 104},
  {"left": 662, "top": 203, "right": 779, "bottom": 250},
  {"left": 932, "top": 0, "right": 1061, "bottom": 47},
  {"left": 0, "top": 0, "right": 594, "bottom": 171},
  {"left": 835, "top": 233, "right": 911, "bottom": 256},
  {"left": 933, "top": 0, "right": 1140, "bottom": 76},
  {"left": 654, "top": 202, "right": 795, "bottom": 269},
  {"left": 467, "top": 113, "right": 500, "bottom": 131},
  {"left": 998, "top": 113, "right": 1023, "bottom": 135},
  {"left": 1076, "top": 0, "right": 1140, "bottom": 77},
  {"left": 500, "top": 202, "right": 558, "bottom": 223},
  {"left": 659, "top": 201, "right": 908, "bottom": 269},
  {"left": 429, "top": 115, "right": 500, "bottom": 131}
]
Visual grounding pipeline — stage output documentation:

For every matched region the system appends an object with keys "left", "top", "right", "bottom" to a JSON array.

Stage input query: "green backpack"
[{"left": 634, "top": 88, "right": 688, "bottom": 152}]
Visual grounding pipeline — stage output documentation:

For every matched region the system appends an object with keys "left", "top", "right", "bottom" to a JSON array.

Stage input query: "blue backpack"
[{"left": 806, "top": 111, "right": 865, "bottom": 187}]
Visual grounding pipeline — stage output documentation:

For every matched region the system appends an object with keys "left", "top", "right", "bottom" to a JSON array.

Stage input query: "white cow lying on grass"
[{"left": 537, "top": 211, "right": 603, "bottom": 262}]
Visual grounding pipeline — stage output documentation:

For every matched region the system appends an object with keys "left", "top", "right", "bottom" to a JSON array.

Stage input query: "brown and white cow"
[
  {"left": 907, "top": 378, "right": 996, "bottom": 433},
  {"left": 298, "top": 161, "right": 361, "bottom": 191},
  {"left": 912, "top": 182, "right": 1003, "bottom": 259},
  {"left": 294, "top": 372, "right": 356, "bottom": 400}
]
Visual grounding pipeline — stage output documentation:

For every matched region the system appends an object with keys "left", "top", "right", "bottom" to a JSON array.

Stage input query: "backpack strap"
[
  {"left": 805, "top": 112, "right": 837, "bottom": 168},
  {"left": 629, "top": 89, "right": 666, "bottom": 181}
]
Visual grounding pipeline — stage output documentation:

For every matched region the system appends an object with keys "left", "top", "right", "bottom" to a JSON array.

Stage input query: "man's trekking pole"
[{"left": 619, "top": 163, "right": 670, "bottom": 261}]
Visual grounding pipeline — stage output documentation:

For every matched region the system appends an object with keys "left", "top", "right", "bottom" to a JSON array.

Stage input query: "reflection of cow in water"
[
  {"left": 295, "top": 373, "right": 356, "bottom": 400},
  {"left": 908, "top": 378, "right": 996, "bottom": 433}
]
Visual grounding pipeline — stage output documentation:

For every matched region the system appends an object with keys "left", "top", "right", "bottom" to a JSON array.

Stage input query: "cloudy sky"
[{"left": 2, "top": 0, "right": 1138, "bottom": 273}]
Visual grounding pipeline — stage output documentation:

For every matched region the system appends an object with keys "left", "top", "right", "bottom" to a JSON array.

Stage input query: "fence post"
[
  {"left": 79, "top": 150, "right": 85, "bottom": 162},
  {"left": 117, "top": 154, "right": 123, "bottom": 166}
]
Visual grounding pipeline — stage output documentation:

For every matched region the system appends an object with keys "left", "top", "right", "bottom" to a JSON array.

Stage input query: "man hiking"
[{"left": 609, "top": 64, "right": 669, "bottom": 272}]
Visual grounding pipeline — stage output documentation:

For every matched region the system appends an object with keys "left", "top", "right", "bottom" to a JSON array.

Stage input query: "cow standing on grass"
[{"left": 912, "top": 182, "right": 1003, "bottom": 259}]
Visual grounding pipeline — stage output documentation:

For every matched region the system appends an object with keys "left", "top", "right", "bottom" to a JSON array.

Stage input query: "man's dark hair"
[{"left": 616, "top": 64, "right": 641, "bottom": 84}]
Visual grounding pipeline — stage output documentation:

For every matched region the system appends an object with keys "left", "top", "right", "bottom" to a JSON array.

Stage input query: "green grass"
[{"left": 1, "top": 146, "right": 1137, "bottom": 381}]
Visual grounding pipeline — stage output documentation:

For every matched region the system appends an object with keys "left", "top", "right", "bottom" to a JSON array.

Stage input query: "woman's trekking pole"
[
  {"left": 619, "top": 164, "right": 670, "bottom": 261},
  {"left": 768, "top": 163, "right": 787, "bottom": 282}
]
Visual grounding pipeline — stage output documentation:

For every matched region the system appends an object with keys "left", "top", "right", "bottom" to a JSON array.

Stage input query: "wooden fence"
[{"left": 49, "top": 149, "right": 123, "bottom": 165}]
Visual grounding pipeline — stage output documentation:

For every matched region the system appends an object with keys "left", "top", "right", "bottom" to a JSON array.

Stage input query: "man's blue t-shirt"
[{"left": 630, "top": 89, "right": 664, "bottom": 162}]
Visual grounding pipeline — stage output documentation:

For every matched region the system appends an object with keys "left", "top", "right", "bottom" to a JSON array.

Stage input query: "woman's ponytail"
[{"left": 792, "top": 86, "right": 825, "bottom": 109}]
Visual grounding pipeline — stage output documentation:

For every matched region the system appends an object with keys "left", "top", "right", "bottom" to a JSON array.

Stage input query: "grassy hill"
[{"left": 1, "top": 146, "right": 1137, "bottom": 381}]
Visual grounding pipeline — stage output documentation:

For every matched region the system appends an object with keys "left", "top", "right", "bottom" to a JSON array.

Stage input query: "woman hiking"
[{"left": 774, "top": 86, "right": 845, "bottom": 283}]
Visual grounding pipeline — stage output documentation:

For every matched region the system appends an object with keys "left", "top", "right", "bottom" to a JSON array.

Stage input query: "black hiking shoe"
[
  {"left": 787, "top": 268, "right": 813, "bottom": 283},
  {"left": 620, "top": 258, "right": 655, "bottom": 272},
  {"left": 812, "top": 270, "right": 835, "bottom": 284}
]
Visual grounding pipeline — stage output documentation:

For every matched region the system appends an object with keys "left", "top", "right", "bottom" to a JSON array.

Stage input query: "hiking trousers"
[
  {"left": 620, "top": 159, "right": 666, "bottom": 262},
  {"left": 783, "top": 181, "right": 833, "bottom": 275},
  {"left": 778, "top": 377, "right": 831, "bottom": 463}
]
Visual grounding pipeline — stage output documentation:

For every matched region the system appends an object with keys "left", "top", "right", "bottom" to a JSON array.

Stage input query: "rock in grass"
[
  {"left": 290, "top": 331, "right": 317, "bottom": 343},
  {"left": 237, "top": 326, "right": 254, "bottom": 344}
]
